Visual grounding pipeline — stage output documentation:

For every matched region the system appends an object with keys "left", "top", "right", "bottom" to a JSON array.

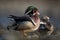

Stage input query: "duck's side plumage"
[
  {"left": 8, "top": 15, "right": 36, "bottom": 26},
  {"left": 8, "top": 15, "right": 40, "bottom": 31}
]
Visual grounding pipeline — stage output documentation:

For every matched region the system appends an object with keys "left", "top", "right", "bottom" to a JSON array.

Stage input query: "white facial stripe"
[{"left": 25, "top": 10, "right": 32, "bottom": 15}]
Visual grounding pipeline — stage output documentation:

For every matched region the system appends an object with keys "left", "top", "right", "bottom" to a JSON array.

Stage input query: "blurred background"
[{"left": 0, "top": 0, "right": 60, "bottom": 40}]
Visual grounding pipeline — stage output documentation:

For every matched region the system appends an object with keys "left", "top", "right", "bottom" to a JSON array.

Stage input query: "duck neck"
[
  {"left": 32, "top": 15, "right": 39, "bottom": 23},
  {"left": 31, "top": 15, "right": 40, "bottom": 26}
]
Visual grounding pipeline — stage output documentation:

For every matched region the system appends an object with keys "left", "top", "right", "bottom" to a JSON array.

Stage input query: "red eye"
[
  {"left": 33, "top": 10, "right": 37, "bottom": 13},
  {"left": 34, "top": 11, "right": 36, "bottom": 13}
]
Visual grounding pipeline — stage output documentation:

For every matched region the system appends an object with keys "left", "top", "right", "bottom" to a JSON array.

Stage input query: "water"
[{"left": 0, "top": 27, "right": 60, "bottom": 40}]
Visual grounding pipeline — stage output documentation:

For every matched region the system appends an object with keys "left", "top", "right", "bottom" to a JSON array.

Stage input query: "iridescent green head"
[{"left": 25, "top": 6, "right": 38, "bottom": 16}]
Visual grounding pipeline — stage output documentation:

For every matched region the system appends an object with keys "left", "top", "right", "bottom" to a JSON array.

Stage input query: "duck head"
[
  {"left": 42, "top": 16, "right": 50, "bottom": 22},
  {"left": 24, "top": 6, "right": 40, "bottom": 16},
  {"left": 24, "top": 6, "right": 40, "bottom": 25}
]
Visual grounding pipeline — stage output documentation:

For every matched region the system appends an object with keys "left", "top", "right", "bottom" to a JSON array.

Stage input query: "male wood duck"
[
  {"left": 7, "top": 6, "right": 40, "bottom": 36},
  {"left": 39, "top": 16, "right": 54, "bottom": 36}
]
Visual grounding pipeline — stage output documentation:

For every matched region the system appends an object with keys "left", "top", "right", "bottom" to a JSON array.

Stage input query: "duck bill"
[{"left": 37, "top": 12, "right": 40, "bottom": 15}]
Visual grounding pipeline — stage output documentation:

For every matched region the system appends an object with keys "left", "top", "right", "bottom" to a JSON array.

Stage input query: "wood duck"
[
  {"left": 39, "top": 16, "right": 54, "bottom": 36},
  {"left": 7, "top": 6, "right": 40, "bottom": 36}
]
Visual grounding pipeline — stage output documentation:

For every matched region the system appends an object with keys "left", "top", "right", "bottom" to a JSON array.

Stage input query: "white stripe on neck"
[{"left": 30, "top": 17, "right": 37, "bottom": 26}]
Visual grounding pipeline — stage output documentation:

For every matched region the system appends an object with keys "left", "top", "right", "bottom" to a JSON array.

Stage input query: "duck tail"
[{"left": 8, "top": 15, "right": 15, "bottom": 18}]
